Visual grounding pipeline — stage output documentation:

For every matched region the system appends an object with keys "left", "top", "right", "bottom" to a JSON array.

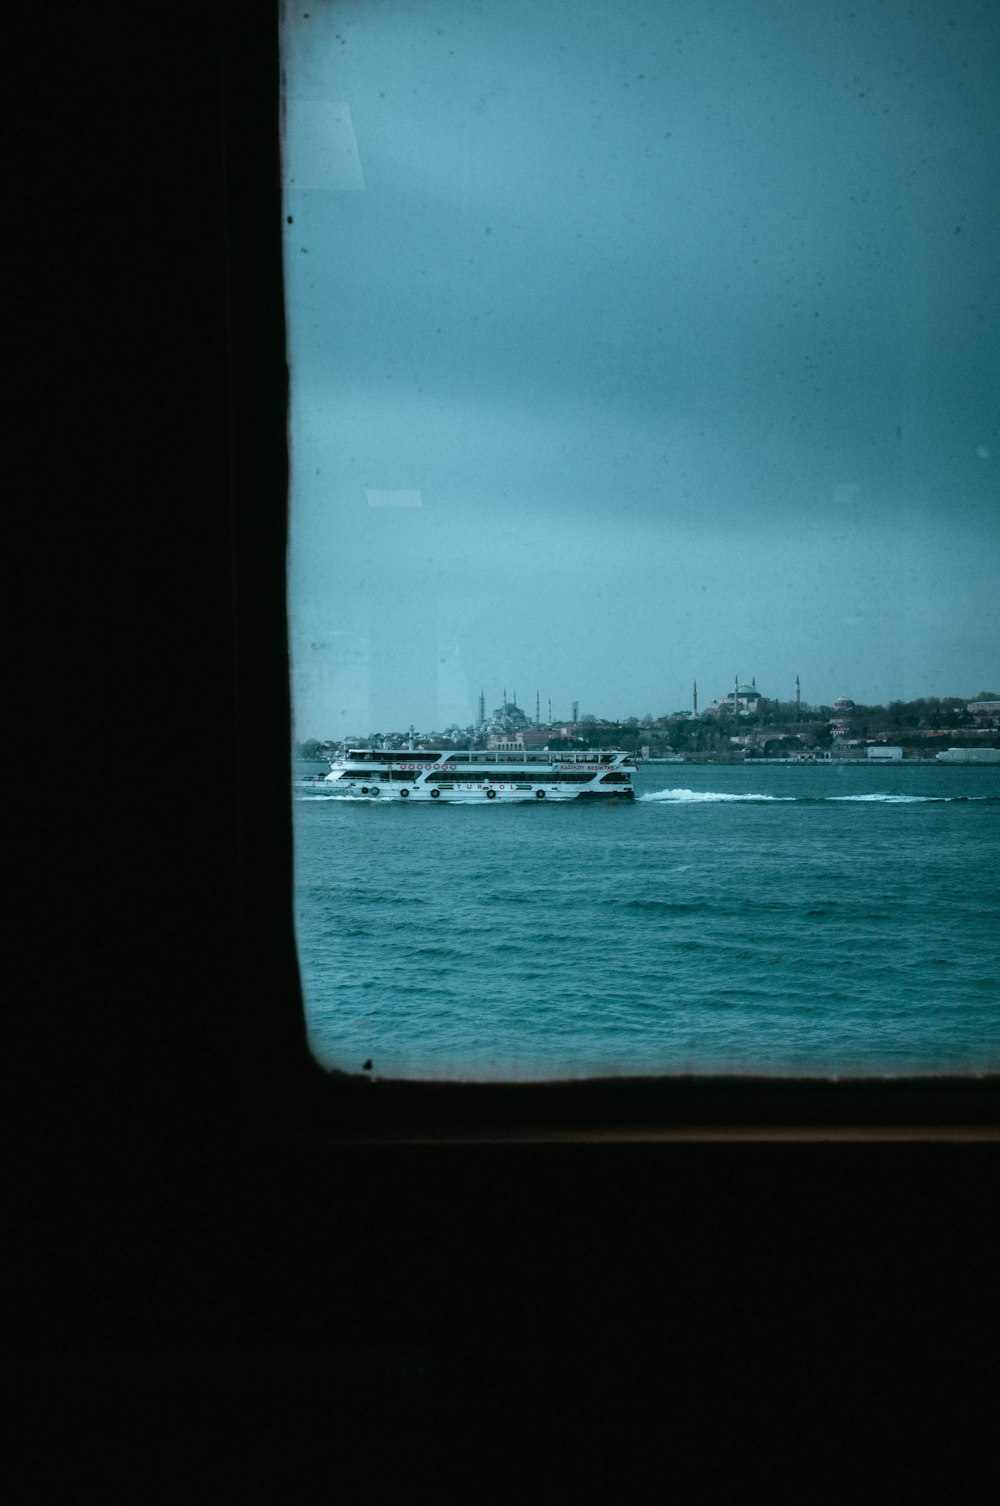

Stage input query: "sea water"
[{"left": 293, "top": 761, "right": 1000, "bottom": 1080}]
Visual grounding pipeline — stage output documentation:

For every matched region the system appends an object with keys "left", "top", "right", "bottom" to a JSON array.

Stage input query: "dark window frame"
[{"left": 18, "top": 12, "right": 997, "bottom": 1477}]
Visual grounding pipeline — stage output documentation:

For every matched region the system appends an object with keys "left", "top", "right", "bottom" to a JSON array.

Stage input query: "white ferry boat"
[{"left": 321, "top": 747, "right": 636, "bottom": 801}]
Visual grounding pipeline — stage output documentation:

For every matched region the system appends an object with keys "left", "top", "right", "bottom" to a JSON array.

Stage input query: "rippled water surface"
[{"left": 294, "top": 762, "right": 1000, "bottom": 1079}]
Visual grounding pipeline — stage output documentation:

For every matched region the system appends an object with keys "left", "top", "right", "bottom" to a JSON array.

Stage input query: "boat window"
[{"left": 285, "top": 4, "right": 1000, "bottom": 1082}]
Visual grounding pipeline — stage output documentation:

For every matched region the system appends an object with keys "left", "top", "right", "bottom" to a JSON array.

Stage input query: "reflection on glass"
[{"left": 284, "top": 2, "right": 999, "bottom": 1080}]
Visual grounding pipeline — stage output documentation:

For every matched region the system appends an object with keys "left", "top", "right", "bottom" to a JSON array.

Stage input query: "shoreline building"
[{"left": 935, "top": 746, "right": 1000, "bottom": 763}]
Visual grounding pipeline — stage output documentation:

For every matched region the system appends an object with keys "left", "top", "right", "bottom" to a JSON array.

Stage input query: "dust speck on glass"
[{"left": 283, "top": 2, "right": 999, "bottom": 1081}]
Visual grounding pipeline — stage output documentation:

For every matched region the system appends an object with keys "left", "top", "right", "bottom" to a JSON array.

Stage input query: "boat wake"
[
  {"left": 641, "top": 788, "right": 997, "bottom": 805},
  {"left": 295, "top": 790, "right": 370, "bottom": 801},
  {"left": 640, "top": 788, "right": 794, "bottom": 803},
  {"left": 828, "top": 793, "right": 938, "bottom": 803}
]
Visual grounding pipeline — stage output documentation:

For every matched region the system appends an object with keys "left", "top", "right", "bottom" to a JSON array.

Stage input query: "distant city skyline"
[
  {"left": 299, "top": 679, "right": 998, "bottom": 742},
  {"left": 284, "top": 2, "right": 999, "bottom": 742}
]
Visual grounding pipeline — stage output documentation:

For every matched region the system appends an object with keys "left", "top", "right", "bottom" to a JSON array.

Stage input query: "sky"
[{"left": 282, "top": 0, "right": 999, "bottom": 740}]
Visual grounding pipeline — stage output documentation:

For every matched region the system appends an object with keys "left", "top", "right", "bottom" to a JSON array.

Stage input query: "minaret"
[
  {"left": 572, "top": 699, "right": 579, "bottom": 724},
  {"left": 536, "top": 690, "right": 540, "bottom": 727},
  {"left": 795, "top": 675, "right": 801, "bottom": 721},
  {"left": 548, "top": 697, "right": 552, "bottom": 724},
  {"left": 735, "top": 674, "right": 740, "bottom": 717},
  {"left": 693, "top": 679, "right": 698, "bottom": 717}
]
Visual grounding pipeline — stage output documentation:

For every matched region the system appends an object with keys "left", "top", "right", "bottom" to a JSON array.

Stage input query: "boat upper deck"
[{"left": 342, "top": 748, "right": 633, "bottom": 766}]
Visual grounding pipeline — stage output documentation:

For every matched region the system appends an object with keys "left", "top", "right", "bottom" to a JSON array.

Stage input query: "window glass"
[{"left": 285, "top": 2, "right": 1000, "bottom": 1080}]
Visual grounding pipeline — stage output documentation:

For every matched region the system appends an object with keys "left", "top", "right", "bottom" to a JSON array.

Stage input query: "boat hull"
[{"left": 319, "top": 780, "right": 633, "bottom": 803}]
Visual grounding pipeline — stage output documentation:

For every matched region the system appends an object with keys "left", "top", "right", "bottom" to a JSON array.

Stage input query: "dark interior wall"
[{"left": 11, "top": 3, "right": 997, "bottom": 1491}]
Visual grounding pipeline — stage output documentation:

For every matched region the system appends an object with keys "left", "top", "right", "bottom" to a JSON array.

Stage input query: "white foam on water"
[
  {"left": 640, "top": 788, "right": 794, "bottom": 803},
  {"left": 827, "top": 793, "right": 934, "bottom": 803}
]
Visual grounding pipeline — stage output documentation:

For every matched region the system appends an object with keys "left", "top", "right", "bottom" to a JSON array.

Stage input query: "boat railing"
[{"left": 339, "top": 748, "right": 634, "bottom": 767}]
